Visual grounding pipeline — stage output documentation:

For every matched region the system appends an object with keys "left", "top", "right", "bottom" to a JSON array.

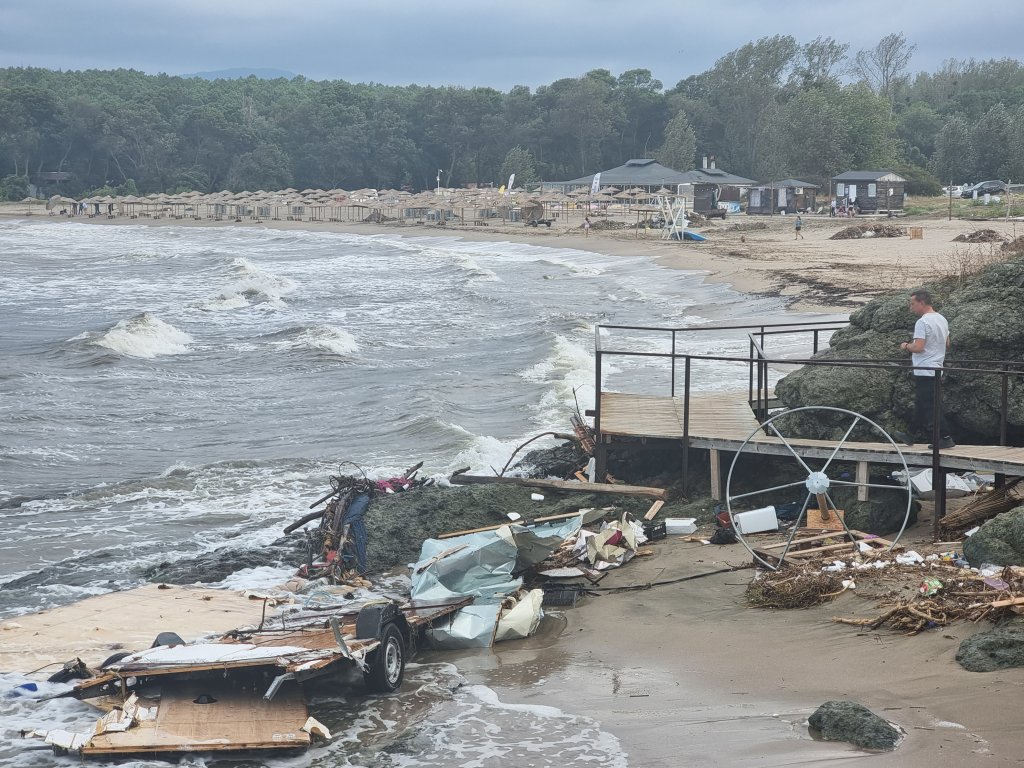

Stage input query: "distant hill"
[{"left": 185, "top": 68, "right": 300, "bottom": 81}]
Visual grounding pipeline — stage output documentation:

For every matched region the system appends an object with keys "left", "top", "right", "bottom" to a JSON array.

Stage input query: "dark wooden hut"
[
  {"left": 746, "top": 179, "right": 820, "bottom": 215},
  {"left": 830, "top": 171, "right": 906, "bottom": 214}
]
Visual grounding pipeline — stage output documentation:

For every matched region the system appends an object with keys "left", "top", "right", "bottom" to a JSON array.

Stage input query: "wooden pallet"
[{"left": 753, "top": 528, "right": 894, "bottom": 567}]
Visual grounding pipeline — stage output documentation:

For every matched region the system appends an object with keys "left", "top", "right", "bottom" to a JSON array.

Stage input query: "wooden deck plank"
[{"left": 599, "top": 391, "right": 1024, "bottom": 476}]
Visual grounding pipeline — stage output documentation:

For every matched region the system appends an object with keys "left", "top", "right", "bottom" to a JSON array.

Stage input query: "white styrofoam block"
[
  {"left": 665, "top": 518, "right": 697, "bottom": 535},
  {"left": 733, "top": 506, "right": 779, "bottom": 534}
]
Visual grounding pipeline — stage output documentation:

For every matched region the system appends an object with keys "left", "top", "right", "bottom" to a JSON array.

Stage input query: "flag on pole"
[
  {"left": 507, "top": 173, "right": 515, "bottom": 194},
  {"left": 590, "top": 173, "right": 601, "bottom": 196}
]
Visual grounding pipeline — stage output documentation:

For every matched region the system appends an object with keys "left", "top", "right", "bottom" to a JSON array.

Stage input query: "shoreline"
[
  {"left": 445, "top": 524, "right": 1018, "bottom": 766},
  {"left": 6, "top": 207, "right": 1012, "bottom": 314}
]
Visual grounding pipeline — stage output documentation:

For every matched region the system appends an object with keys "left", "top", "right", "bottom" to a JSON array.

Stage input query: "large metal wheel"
[{"left": 725, "top": 406, "right": 913, "bottom": 570}]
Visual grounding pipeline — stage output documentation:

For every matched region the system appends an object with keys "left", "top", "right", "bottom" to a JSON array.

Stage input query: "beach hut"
[
  {"left": 830, "top": 171, "right": 906, "bottom": 214},
  {"left": 746, "top": 179, "right": 820, "bottom": 215}
]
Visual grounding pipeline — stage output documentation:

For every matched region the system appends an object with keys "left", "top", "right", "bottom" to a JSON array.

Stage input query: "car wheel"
[{"left": 365, "top": 623, "right": 405, "bottom": 693}]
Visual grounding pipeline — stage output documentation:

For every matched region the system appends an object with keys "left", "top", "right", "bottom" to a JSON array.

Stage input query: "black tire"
[{"left": 365, "top": 623, "right": 405, "bottom": 693}]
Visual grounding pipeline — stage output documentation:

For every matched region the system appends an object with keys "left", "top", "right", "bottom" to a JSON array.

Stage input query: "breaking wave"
[
  {"left": 197, "top": 256, "right": 298, "bottom": 310},
  {"left": 266, "top": 324, "right": 360, "bottom": 357},
  {"left": 91, "top": 313, "right": 193, "bottom": 358}
]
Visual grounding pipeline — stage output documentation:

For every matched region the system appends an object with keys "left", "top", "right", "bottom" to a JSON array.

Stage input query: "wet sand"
[{"left": 445, "top": 522, "right": 1020, "bottom": 766}]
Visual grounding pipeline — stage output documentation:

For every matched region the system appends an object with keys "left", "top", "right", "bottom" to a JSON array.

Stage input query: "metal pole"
[
  {"left": 682, "top": 357, "right": 691, "bottom": 491},
  {"left": 813, "top": 329, "right": 820, "bottom": 354},
  {"left": 931, "top": 371, "right": 944, "bottom": 538},
  {"left": 671, "top": 330, "right": 677, "bottom": 397}
]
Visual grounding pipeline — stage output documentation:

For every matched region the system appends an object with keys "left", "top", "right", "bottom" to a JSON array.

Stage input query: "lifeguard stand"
[{"left": 658, "top": 196, "right": 689, "bottom": 240}]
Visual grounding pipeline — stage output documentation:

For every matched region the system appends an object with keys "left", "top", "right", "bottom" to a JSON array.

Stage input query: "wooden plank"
[
  {"left": 856, "top": 461, "right": 870, "bottom": 502},
  {"left": 83, "top": 680, "right": 310, "bottom": 755},
  {"left": 990, "top": 596, "right": 1024, "bottom": 609},
  {"left": 437, "top": 509, "right": 590, "bottom": 540},
  {"left": 805, "top": 507, "right": 845, "bottom": 530},
  {"left": 447, "top": 473, "right": 667, "bottom": 499},
  {"left": 643, "top": 500, "right": 665, "bottom": 521},
  {"left": 710, "top": 449, "right": 721, "bottom": 501}
]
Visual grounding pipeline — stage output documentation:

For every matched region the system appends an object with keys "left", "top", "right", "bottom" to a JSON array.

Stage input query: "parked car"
[
  {"left": 961, "top": 180, "right": 1007, "bottom": 198},
  {"left": 942, "top": 185, "right": 965, "bottom": 197}
]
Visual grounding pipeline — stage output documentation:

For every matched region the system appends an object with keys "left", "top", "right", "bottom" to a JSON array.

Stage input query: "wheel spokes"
[
  {"left": 764, "top": 421, "right": 814, "bottom": 475},
  {"left": 729, "top": 478, "right": 809, "bottom": 503},
  {"left": 820, "top": 416, "right": 862, "bottom": 474}
]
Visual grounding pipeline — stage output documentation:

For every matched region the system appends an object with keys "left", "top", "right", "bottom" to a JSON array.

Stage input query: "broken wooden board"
[
  {"left": 753, "top": 530, "right": 894, "bottom": 567},
  {"left": 643, "top": 500, "right": 665, "bottom": 521},
  {"left": 81, "top": 680, "right": 311, "bottom": 755},
  {"left": 447, "top": 473, "right": 667, "bottom": 500},
  {"left": 0, "top": 584, "right": 272, "bottom": 676}
]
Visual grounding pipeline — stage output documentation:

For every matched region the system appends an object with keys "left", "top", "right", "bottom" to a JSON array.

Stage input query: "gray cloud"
[{"left": 1, "top": 1, "right": 1020, "bottom": 89}]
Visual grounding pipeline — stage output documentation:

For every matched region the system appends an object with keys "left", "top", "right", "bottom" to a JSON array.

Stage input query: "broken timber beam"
[{"left": 447, "top": 473, "right": 667, "bottom": 500}]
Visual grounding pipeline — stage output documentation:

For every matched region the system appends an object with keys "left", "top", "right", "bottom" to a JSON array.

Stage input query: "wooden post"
[
  {"left": 856, "top": 461, "right": 869, "bottom": 502},
  {"left": 710, "top": 449, "right": 721, "bottom": 501}
]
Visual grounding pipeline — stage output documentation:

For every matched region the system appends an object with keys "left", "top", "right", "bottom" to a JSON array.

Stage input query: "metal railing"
[{"left": 593, "top": 321, "right": 1024, "bottom": 532}]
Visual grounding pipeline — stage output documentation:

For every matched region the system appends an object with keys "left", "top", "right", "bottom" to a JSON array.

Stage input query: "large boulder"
[
  {"left": 956, "top": 617, "right": 1024, "bottom": 671},
  {"left": 775, "top": 255, "right": 1024, "bottom": 445},
  {"left": 962, "top": 506, "right": 1024, "bottom": 567},
  {"left": 807, "top": 700, "right": 901, "bottom": 750}
]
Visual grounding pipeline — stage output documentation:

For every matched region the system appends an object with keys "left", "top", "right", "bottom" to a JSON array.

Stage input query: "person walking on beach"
[
  {"left": 830, "top": 198, "right": 837, "bottom": 217},
  {"left": 893, "top": 289, "right": 955, "bottom": 449},
  {"left": 794, "top": 215, "right": 804, "bottom": 239},
  {"left": 584, "top": 216, "right": 591, "bottom": 237}
]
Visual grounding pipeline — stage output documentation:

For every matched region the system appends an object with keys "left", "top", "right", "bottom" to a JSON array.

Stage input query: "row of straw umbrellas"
[{"left": 19, "top": 184, "right": 671, "bottom": 223}]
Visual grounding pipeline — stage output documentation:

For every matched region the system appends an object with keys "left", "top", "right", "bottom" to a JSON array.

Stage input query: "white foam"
[
  {"left": 287, "top": 324, "right": 360, "bottom": 356},
  {"left": 91, "top": 313, "right": 193, "bottom": 358}
]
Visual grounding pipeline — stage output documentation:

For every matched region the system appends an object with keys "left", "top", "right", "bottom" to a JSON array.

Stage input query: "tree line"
[{"left": 2, "top": 32, "right": 1024, "bottom": 201}]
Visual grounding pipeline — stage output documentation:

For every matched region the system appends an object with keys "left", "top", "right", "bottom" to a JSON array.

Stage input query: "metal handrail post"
[
  {"left": 682, "top": 356, "right": 691, "bottom": 491},
  {"left": 671, "top": 330, "right": 677, "bottom": 397},
  {"left": 748, "top": 337, "right": 755, "bottom": 404},
  {"left": 813, "top": 329, "right": 820, "bottom": 354},
  {"left": 931, "top": 370, "right": 945, "bottom": 538}
]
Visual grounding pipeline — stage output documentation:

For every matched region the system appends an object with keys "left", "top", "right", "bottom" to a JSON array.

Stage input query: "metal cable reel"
[{"left": 725, "top": 406, "right": 913, "bottom": 570}]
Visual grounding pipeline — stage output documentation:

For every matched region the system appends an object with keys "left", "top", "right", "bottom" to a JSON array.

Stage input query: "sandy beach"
[
  {"left": 6, "top": 203, "right": 1020, "bottom": 314},
  {"left": 4, "top": 206, "right": 1021, "bottom": 765}
]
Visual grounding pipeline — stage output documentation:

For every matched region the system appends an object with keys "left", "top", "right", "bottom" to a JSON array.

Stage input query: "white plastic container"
[
  {"left": 664, "top": 517, "right": 697, "bottom": 535},
  {"left": 733, "top": 506, "right": 779, "bottom": 535}
]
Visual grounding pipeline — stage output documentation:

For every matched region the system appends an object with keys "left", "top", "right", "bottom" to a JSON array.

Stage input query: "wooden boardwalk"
[{"left": 599, "top": 391, "right": 1024, "bottom": 495}]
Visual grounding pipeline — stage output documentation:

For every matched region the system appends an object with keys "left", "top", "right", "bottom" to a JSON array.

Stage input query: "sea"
[{"left": 0, "top": 219, "right": 837, "bottom": 766}]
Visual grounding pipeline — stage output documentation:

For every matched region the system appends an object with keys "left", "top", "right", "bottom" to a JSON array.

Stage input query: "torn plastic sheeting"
[
  {"left": 583, "top": 517, "right": 639, "bottom": 569},
  {"left": 412, "top": 519, "right": 581, "bottom": 647},
  {"left": 425, "top": 603, "right": 503, "bottom": 649},
  {"left": 410, "top": 518, "right": 583, "bottom": 603},
  {"left": 494, "top": 589, "right": 544, "bottom": 642}
]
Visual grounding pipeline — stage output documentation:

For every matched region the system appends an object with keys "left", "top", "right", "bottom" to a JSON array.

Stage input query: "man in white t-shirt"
[{"left": 893, "top": 289, "right": 954, "bottom": 449}]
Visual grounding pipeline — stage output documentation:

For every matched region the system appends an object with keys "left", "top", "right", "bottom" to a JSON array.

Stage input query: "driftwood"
[
  {"left": 437, "top": 510, "right": 598, "bottom": 540},
  {"left": 940, "top": 477, "right": 1024, "bottom": 531},
  {"left": 447, "top": 472, "right": 667, "bottom": 500}
]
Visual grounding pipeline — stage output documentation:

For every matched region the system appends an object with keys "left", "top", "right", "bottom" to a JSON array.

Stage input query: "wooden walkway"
[{"left": 599, "top": 391, "right": 1024, "bottom": 497}]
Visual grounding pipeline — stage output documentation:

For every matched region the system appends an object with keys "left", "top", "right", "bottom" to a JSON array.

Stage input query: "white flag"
[
  {"left": 590, "top": 173, "right": 601, "bottom": 196},
  {"left": 507, "top": 173, "right": 515, "bottom": 194}
]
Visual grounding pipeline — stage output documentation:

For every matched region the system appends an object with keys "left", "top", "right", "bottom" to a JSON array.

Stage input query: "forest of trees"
[{"left": 3, "top": 32, "right": 1024, "bottom": 201}]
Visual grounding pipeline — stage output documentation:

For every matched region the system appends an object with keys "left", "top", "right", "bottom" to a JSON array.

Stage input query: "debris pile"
[
  {"left": 1002, "top": 235, "right": 1024, "bottom": 254},
  {"left": 829, "top": 223, "right": 906, "bottom": 240},
  {"left": 746, "top": 569, "right": 845, "bottom": 608},
  {"left": 588, "top": 218, "right": 626, "bottom": 231},
  {"left": 953, "top": 228, "right": 1007, "bottom": 243},
  {"left": 940, "top": 478, "right": 1024, "bottom": 533}
]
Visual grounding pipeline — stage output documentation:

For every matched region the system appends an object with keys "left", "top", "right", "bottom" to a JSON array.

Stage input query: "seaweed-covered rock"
[
  {"left": 827, "top": 484, "right": 918, "bottom": 536},
  {"left": 956, "top": 617, "right": 1024, "bottom": 671},
  {"left": 962, "top": 506, "right": 1024, "bottom": 567},
  {"left": 776, "top": 255, "right": 1024, "bottom": 445},
  {"left": 807, "top": 700, "right": 900, "bottom": 750}
]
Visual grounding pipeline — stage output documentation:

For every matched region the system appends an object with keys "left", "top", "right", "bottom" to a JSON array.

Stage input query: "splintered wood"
[{"left": 753, "top": 529, "right": 893, "bottom": 567}]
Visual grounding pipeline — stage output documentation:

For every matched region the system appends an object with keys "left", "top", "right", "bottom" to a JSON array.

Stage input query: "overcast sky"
[{"left": 2, "top": 1, "right": 1019, "bottom": 89}]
